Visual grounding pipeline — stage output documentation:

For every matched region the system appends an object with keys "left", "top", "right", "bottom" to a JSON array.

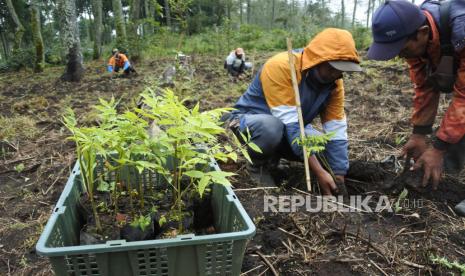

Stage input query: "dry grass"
[{"left": 0, "top": 115, "right": 39, "bottom": 142}]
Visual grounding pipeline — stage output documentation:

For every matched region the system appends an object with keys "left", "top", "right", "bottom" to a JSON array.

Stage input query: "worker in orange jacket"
[
  {"left": 107, "top": 49, "right": 136, "bottom": 76},
  {"left": 224, "top": 28, "right": 362, "bottom": 192}
]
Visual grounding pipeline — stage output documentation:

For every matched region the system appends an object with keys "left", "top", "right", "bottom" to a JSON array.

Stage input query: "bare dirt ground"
[{"left": 0, "top": 53, "right": 464, "bottom": 275}]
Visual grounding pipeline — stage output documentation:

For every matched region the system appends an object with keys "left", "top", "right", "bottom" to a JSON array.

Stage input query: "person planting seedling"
[
  {"left": 223, "top": 28, "right": 362, "bottom": 195},
  {"left": 368, "top": 0, "right": 465, "bottom": 216},
  {"left": 107, "top": 49, "right": 136, "bottom": 78}
]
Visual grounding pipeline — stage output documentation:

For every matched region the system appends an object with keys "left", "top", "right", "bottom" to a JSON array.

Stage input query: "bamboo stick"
[{"left": 286, "top": 37, "right": 312, "bottom": 192}]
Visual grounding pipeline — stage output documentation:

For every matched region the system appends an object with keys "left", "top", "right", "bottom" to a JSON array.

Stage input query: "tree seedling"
[
  {"left": 14, "top": 163, "right": 25, "bottom": 173},
  {"left": 394, "top": 188, "right": 408, "bottom": 213},
  {"left": 63, "top": 88, "right": 259, "bottom": 239},
  {"left": 295, "top": 132, "right": 344, "bottom": 194}
]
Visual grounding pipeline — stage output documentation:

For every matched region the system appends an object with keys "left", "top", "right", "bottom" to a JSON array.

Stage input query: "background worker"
[{"left": 108, "top": 49, "right": 136, "bottom": 77}]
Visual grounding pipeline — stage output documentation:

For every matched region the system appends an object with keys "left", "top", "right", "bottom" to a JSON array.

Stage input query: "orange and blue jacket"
[
  {"left": 407, "top": 1, "right": 465, "bottom": 149},
  {"left": 107, "top": 53, "right": 130, "bottom": 72},
  {"left": 233, "top": 28, "right": 360, "bottom": 175}
]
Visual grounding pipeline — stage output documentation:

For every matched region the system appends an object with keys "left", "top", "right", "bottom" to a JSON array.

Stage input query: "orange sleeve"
[
  {"left": 407, "top": 58, "right": 440, "bottom": 131},
  {"left": 260, "top": 52, "right": 302, "bottom": 108},
  {"left": 108, "top": 57, "right": 115, "bottom": 67},
  {"left": 320, "top": 79, "right": 345, "bottom": 123},
  {"left": 436, "top": 48, "right": 465, "bottom": 144},
  {"left": 120, "top": 54, "right": 129, "bottom": 63}
]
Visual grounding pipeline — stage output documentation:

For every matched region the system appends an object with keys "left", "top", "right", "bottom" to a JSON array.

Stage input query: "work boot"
[
  {"left": 454, "top": 199, "right": 465, "bottom": 217},
  {"left": 246, "top": 163, "right": 276, "bottom": 187}
]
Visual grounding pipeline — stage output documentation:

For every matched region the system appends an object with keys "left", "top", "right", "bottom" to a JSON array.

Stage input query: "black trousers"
[{"left": 115, "top": 66, "right": 136, "bottom": 75}]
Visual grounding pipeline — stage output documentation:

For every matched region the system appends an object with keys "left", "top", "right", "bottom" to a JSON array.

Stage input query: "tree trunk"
[
  {"left": 341, "top": 0, "right": 345, "bottom": 27},
  {"left": 352, "top": 0, "right": 357, "bottom": 27},
  {"left": 112, "top": 0, "right": 127, "bottom": 47},
  {"left": 30, "top": 0, "right": 45, "bottom": 72},
  {"left": 131, "top": 0, "right": 141, "bottom": 28},
  {"left": 371, "top": 0, "right": 375, "bottom": 21},
  {"left": 226, "top": 0, "right": 232, "bottom": 21},
  {"left": 0, "top": 30, "right": 9, "bottom": 61},
  {"left": 247, "top": 0, "right": 251, "bottom": 24},
  {"left": 239, "top": 0, "right": 243, "bottom": 24},
  {"left": 144, "top": 0, "right": 154, "bottom": 35},
  {"left": 164, "top": 0, "right": 172, "bottom": 29},
  {"left": 5, "top": 0, "right": 25, "bottom": 51},
  {"left": 366, "top": 0, "right": 371, "bottom": 28},
  {"left": 92, "top": 0, "right": 103, "bottom": 59},
  {"left": 131, "top": 0, "right": 142, "bottom": 59},
  {"left": 103, "top": 24, "right": 112, "bottom": 44},
  {"left": 271, "top": 0, "right": 275, "bottom": 29},
  {"left": 58, "top": 0, "right": 84, "bottom": 82}
]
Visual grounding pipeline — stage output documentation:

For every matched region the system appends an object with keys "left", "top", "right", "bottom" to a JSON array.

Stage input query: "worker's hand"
[
  {"left": 316, "top": 169, "right": 338, "bottom": 196},
  {"left": 335, "top": 175, "right": 345, "bottom": 184},
  {"left": 412, "top": 147, "right": 445, "bottom": 189},
  {"left": 334, "top": 175, "right": 349, "bottom": 197},
  {"left": 400, "top": 134, "right": 428, "bottom": 162}
]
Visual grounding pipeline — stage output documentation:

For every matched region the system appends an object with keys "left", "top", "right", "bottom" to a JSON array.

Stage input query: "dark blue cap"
[{"left": 367, "top": 0, "right": 426, "bottom": 60}]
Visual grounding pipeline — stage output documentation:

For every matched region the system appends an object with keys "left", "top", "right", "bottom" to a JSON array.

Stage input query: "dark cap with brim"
[
  {"left": 367, "top": 36, "right": 408, "bottom": 60},
  {"left": 368, "top": 0, "right": 426, "bottom": 61},
  {"left": 328, "top": 60, "right": 363, "bottom": 72}
]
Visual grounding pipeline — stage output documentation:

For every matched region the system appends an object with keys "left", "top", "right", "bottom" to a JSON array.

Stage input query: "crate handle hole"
[
  {"left": 181, "top": 237, "right": 192, "bottom": 240},
  {"left": 110, "top": 243, "right": 122, "bottom": 246}
]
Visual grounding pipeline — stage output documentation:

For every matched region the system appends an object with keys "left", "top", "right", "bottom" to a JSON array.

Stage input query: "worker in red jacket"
[{"left": 368, "top": 0, "right": 465, "bottom": 215}]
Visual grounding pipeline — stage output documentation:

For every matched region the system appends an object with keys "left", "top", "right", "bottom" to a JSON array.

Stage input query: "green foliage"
[
  {"left": 14, "top": 163, "right": 25, "bottom": 173},
  {"left": 63, "top": 108, "right": 107, "bottom": 232},
  {"left": 350, "top": 27, "right": 372, "bottom": 50},
  {"left": 145, "top": 24, "right": 318, "bottom": 58},
  {"left": 158, "top": 215, "right": 167, "bottom": 227},
  {"left": 169, "top": 0, "right": 193, "bottom": 32},
  {"left": 97, "top": 180, "right": 115, "bottom": 193},
  {"left": 0, "top": 48, "right": 35, "bottom": 72},
  {"left": 430, "top": 255, "right": 465, "bottom": 275},
  {"left": 295, "top": 132, "right": 335, "bottom": 157},
  {"left": 137, "top": 88, "right": 250, "bottom": 199},
  {"left": 394, "top": 188, "right": 408, "bottom": 213},
  {"left": 0, "top": 0, "right": 373, "bottom": 72},
  {"left": 63, "top": 87, "right": 256, "bottom": 234},
  {"left": 45, "top": 46, "right": 64, "bottom": 65},
  {"left": 294, "top": 131, "right": 336, "bottom": 189},
  {"left": 130, "top": 214, "right": 152, "bottom": 232},
  {"left": 395, "top": 134, "right": 407, "bottom": 146}
]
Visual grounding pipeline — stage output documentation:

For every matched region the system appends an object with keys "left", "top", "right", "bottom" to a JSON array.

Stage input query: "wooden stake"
[{"left": 287, "top": 37, "right": 312, "bottom": 192}]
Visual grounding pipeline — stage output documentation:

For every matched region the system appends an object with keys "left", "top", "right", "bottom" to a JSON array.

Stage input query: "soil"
[
  {"left": 77, "top": 184, "right": 215, "bottom": 244},
  {"left": 0, "top": 54, "right": 464, "bottom": 275}
]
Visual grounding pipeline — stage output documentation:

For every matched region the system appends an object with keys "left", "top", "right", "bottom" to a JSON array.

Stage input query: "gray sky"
[{"left": 326, "top": 0, "right": 373, "bottom": 25}]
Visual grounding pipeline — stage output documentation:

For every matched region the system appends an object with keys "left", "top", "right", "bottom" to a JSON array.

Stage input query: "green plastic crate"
[{"left": 36, "top": 159, "right": 256, "bottom": 276}]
